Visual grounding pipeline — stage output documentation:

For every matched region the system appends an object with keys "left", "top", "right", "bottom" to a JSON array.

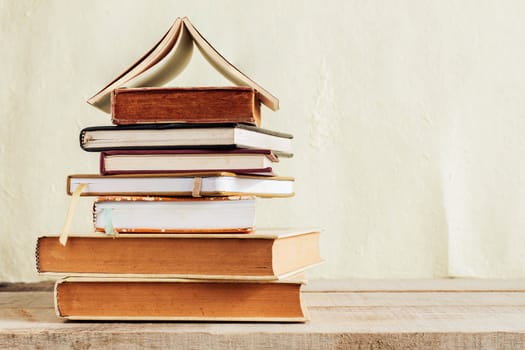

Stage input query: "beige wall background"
[{"left": 2, "top": 0, "right": 525, "bottom": 282}]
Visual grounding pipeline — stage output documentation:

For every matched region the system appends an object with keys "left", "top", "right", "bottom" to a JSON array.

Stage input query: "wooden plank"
[
  {"left": 0, "top": 292, "right": 51, "bottom": 309},
  {"left": 0, "top": 282, "right": 54, "bottom": 292},
  {"left": 1, "top": 331, "right": 525, "bottom": 350},
  {"left": 4, "top": 278, "right": 525, "bottom": 292},
  {"left": 304, "top": 278, "right": 525, "bottom": 292},
  {"left": 5, "top": 302, "right": 524, "bottom": 333},
  {"left": 303, "top": 291, "right": 525, "bottom": 306},
  {"left": 1, "top": 280, "right": 525, "bottom": 349}
]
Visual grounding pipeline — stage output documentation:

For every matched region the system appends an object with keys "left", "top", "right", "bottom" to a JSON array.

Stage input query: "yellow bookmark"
[
  {"left": 59, "top": 183, "right": 87, "bottom": 246},
  {"left": 192, "top": 177, "right": 202, "bottom": 197}
]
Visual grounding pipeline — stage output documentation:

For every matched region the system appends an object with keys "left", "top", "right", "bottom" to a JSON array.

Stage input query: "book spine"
[
  {"left": 35, "top": 238, "right": 41, "bottom": 273},
  {"left": 99, "top": 152, "right": 107, "bottom": 175},
  {"left": 66, "top": 175, "right": 72, "bottom": 195},
  {"left": 79, "top": 130, "right": 87, "bottom": 151},
  {"left": 110, "top": 87, "right": 260, "bottom": 126},
  {"left": 252, "top": 94, "right": 261, "bottom": 126},
  {"left": 100, "top": 167, "right": 275, "bottom": 176},
  {"left": 54, "top": 279, "right": 66, "bottom": 319},
  {"left": 92, "top": 201, "right": 99, "bottom": 231}
]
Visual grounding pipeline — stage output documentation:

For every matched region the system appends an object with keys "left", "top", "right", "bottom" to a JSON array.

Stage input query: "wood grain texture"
[{"left": 1, "top": 279, "right": 525, "bottom": 349}]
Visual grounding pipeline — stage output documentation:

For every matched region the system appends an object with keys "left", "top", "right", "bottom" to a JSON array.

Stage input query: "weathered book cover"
[
  {"left": 36, "top": 229, "right": 322, "bottom": 278},
  {"left": 54, "top": 277, "right": 307, "bottom": 322},
  {"left": 111, "top": 87, "right": 261, "bottom": 126}
]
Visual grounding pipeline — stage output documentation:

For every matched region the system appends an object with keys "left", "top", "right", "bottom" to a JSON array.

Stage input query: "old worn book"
[
  {"left": 79, "top": 123, "right": 292, "bottom": 156},
  {"left": 36, "top": 229, "right": 321, "bottom": 279},
  {"left": 67, "top": 173, "right": 294, "bottom": 198},
  {"left": 100, "top": 149, "right": 279, "bottom": 176},
  {"left": 88, "top": 17, "right": 278, "bottom": 113},
  {"left": 54, "top": 277, "right": 307, "bottom": 321},
  {"left": 111, "top": 87, "right": 261, "bottom": 126},
  {"left": 93, "top": 196, "right": 255, "bottom": 233}
]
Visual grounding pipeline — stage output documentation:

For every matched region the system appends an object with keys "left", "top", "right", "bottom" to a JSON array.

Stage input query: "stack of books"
[{"left": 36, "top": 17, "right": 321, "bottom": 322}]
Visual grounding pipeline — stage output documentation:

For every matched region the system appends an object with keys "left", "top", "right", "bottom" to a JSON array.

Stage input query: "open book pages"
[{"left": 88, "top": 17, "right": 279, "bottom": 113}]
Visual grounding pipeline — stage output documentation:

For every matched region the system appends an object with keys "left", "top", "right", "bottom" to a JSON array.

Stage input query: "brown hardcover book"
[
  {"left": 36, "top": 229, "right": 322, "bottom": 279},
  {"left": 111, "top": 87, "right": 261, "bottom": 126},
  {"left": 54, "top": 277, "right": 307, "bottom": 321}
]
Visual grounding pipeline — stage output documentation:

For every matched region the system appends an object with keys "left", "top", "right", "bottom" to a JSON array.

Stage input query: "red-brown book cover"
[
  {"left": 111, "top": 87, "right": 261, "bottom": 126},
  {"left": 100, "top": 149, "right": 278, "bottom": 176}
]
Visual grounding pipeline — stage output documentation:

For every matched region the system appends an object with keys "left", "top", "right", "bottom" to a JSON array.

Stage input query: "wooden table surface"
[{"left": 1, "top": 279, "right": 525, "bottom": 349}]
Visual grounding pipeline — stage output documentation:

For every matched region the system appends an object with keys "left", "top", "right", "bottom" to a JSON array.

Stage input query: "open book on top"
[{"left": 87, "top": 17, "right": 279, "bottom": 113}]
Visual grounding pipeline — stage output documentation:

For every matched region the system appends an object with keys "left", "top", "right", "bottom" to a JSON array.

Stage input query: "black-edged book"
[{"left": 80, "top": 123, "right": 292, "bottom": 157}]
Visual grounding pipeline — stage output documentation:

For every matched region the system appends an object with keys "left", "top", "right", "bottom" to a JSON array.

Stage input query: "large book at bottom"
[
  {"left": 54, "top": 277, "right": 307, "bottom": 322},
  {"left": 37, "top": 229, "right": 322, "bottom": 279}
]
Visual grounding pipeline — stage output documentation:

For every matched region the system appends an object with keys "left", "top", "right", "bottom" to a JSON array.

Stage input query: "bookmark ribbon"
[
  {"left": 103, "top": 208, "right": 118, "bottom": 236},
  {"left": 59, "top": 183, "right": 87, "bottom": 246},
  {"left": 192, "top": 177, "right": 202, "bottom": 197}
]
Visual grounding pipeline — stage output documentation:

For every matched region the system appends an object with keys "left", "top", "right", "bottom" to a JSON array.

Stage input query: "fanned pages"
[
  {"left": 181, "top": 17, "right": 279, "bottom": 111},
  {"left": 87, "top": 18, "right": 190, "bottom": 112},
  {"left": 126, "top": 21, "right": 193, "bottom": 89},
  {"left": 87, "top": 17, "right": 278, "bottom": 113}
]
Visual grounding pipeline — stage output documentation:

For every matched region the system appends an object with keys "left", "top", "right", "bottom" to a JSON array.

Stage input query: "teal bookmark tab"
[{"left": 103, "top": 208, "right": 117, "bottom": 236}]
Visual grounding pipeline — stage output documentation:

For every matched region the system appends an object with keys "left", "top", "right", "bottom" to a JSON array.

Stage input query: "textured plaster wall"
[{"left": 2, "top": 0, "right": 525, "bottom": 282}]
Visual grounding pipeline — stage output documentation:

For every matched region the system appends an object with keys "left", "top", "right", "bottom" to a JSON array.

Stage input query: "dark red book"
[
  {"left": 100, "top": 149, "right": 279, "bottom": 175},
  {"left": 111, "top": 87, "right": 261, "bottom": 126}
]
